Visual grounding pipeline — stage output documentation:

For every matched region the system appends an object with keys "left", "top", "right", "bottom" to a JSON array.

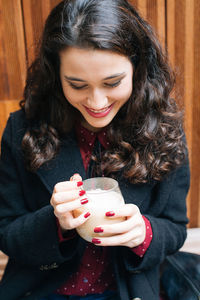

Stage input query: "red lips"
[{"left": 84, "top": 103, "right": 114, "bottom": 118}]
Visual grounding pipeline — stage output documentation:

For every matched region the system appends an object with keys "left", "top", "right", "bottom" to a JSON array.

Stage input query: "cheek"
[
  {"left": 112, "top": 84, "right": 132, "bottom": 103},
  {"left": 62, "top": 86, "right": 84, "bottom": 106}
]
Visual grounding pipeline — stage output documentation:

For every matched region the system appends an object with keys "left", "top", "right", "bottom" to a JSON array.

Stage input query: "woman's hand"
[
  {"left": 50, "top": 174, "right": 91, "bottom": 231},
  {"left": 92, "top": 204, "right": 146, "bottom": 248}
]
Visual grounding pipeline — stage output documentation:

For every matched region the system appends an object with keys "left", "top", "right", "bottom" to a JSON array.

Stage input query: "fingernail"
[
  {"left": 77, "top": 181, "right": 83, "bottom": 187},
  {"left": 105, "top": 211, "right": 115, "bottom": 217},
  {"left": 79, "top": 190, "right": 86, "bottom": 196},
  {"left": 84, "top": 212, "right": 90, "bottom": 218},
  {"left": 92, "top": 238, "right": 101, "bottom": 244},
  {"left": 81, "top": 198, "right": 88, "bottom": 205},
  {"left": 94, "top": 227, "right": 104, "bottom": 233}
]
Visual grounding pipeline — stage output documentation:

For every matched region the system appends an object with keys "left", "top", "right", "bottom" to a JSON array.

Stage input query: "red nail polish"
[
  {"left": 92, "top": 238, "right": 101, "bottom": 244},
  {"left": 84, "top": 212, "right": 90, "bottom": 218},
  {"left": 79, "top": 190, "right": 86, "bottom": 196},
  {"left": 77, "top": 181, "right": 83, "bottom": 187},
  {"left": 105, "top": 211, "right": 115, "bottom": 217},
  {"left": 81, "top": 198, "right": 88, "bottom": 205},
  {"left": 94, "top": 227, "right": 104, "bottom": 233}
]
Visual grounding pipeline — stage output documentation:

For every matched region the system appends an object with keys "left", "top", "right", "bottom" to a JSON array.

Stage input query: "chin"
[
  {"left": 82, "top": 119, "right": 109, "bottom": 132},
  {"left": 90, "top": 120, "right": 111, "bottom": 129}
]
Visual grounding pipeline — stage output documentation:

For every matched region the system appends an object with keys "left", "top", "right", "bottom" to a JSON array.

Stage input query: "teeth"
[{"left": 89, "top": 107, "right": 109, "bottom": 113}]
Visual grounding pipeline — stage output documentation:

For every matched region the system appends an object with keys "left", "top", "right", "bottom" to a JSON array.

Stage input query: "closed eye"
[
  {"left": 68, "top": 82, "right": 88, "bottom": 90},
  {"left": 68, "top": 80, "right": 122, "bottom": 90},
  {"left": 104, "top": 80, "right": 121, "bottom": 88}
]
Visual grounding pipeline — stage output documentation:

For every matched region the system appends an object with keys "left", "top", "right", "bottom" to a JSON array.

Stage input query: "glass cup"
[{"left": 73, "top": 177, "right": 125, "bottom": 242}]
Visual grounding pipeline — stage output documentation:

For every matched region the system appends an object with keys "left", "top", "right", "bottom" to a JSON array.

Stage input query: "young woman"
[{"left": 0, "top": 0, "right": 190, "bottom": 299}]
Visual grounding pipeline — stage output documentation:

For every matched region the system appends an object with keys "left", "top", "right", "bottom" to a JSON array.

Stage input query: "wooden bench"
[{"left": 180, "top": 227, "right": 200, "bottom": 255}]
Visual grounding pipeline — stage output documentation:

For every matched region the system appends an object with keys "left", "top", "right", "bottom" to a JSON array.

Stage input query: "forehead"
[{"left": 59, "top": 47, "right": 133, "bottom": 79}]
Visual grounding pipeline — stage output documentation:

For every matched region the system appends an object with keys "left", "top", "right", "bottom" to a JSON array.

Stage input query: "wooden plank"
[
  {"left": 130, "top": 0, "right": 165, "bottom": 48},
  {"left": 192, "top": 0, "right": 200, "bottom": 227},
  {"left": 166, "top": 0, "right": 200, "bottom": 227},
  {"left": 184, "top": 0, "right": 194, "bottom": 225},
  {"left": 0, "top": 0, "right": 26, "bottom": 100},
  {"left": 0, "top": 100, "right": 20, "bottom": 140},
  {"left": 167, "top": 0, "right": 191, "bottom": 221},
  {"left": 22, "top": 0, "right": 61, "bottom": 66}
]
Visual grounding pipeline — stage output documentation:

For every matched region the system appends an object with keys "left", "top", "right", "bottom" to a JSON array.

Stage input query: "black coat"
[{"left": 0, "top": 110, "right": 190, "bottom": 300}]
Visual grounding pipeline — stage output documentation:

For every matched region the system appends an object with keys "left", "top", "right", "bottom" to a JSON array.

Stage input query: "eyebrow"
[{"left": 64, "top": 72, "right": 126, "bottom": 82}]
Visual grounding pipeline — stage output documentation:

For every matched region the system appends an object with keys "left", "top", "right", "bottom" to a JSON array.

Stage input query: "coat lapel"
[{"left": 36, "top": 131, "right": 86, "bottom": 195}]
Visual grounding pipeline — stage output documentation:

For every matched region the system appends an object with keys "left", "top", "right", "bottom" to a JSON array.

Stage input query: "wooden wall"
[
  {"left": 166, "top": 0, "right": 200, "bottom": 228},
  {"left": 0, "top": 1, "right": 199, "bottom": 225}
]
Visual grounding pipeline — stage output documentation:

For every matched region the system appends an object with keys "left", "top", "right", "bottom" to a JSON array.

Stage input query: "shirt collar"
[{"left": 75, "top": 123, "right": 109, "bottom": 150}]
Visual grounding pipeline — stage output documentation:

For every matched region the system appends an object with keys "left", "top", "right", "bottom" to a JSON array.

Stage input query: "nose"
[{"left": 87, "top": 89, "right": 108, "bottom": 110}]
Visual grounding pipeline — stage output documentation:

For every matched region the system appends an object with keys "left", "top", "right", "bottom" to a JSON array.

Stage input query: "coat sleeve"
[
  {"left": 121, "top": 153, "right": 190, "bottom": 272},
  {"left": 0, "top": 115, "right": 84, "bottom": 268}
]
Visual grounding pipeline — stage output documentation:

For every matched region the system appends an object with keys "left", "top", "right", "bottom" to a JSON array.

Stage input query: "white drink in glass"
[{"left": 73, "top": 177, "right": 125, "bottom": 242}]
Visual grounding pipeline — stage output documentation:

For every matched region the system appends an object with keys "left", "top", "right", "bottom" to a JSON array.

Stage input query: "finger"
[
  {"left": 51, "top": 189, "right": 86, "bottom": 205},
  {"left": 54, "top": 197, "right": 89, "bottom": 215},
  {"left": 120, "top": 236, "right": 144, "bottom": 248},
  {"left": 71, "top": 211, "right": 91, "bottom": 228},
  {"left": 53, "top": 180, "right": 83, "bottom": 193},
  {"left": 94, "top": 214, "right": 142, "bottom": 235},
  {"left": 92, "top": 230, "right": 140, "bottom": 247},
  {"left": 105, "top": 204, "right": 140, "bottom": 219},
  {"left": 60, "top": 210, "right": 91, "bottom": 230},
  {"left": 70, "top": 173, "right": 82, "bottom": 182}
]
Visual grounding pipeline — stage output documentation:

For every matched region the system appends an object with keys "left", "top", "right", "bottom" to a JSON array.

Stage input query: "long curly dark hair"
[{"left": 21, "top": 0, "right": 186, "bottom": 183}]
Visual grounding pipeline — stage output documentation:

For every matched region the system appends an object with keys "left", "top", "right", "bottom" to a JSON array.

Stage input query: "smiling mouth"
[
  {"left": 87, "top": 106, "right": 111, "bottom": 113},
  {"left": 84, "top": 103, "right": 114, "bottom": 118}
]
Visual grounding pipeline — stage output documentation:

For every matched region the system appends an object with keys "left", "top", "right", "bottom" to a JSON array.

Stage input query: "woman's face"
[{"left": 59, "top": 47, "right": 133, "bottom": 131}]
